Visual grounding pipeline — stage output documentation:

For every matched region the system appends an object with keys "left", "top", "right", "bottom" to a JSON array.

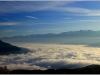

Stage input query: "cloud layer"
[
  {"left": 0, "top": 43, "right": 100, "bottom": 70},
  {"left": 0, "top": 22, "right": 18, "bottom": 26},
  {"left": 0, "top": 1, "right": 100, "bottom": 16},
  {"left": 26, "top": 16, "right": 38, "bottom": 19}
]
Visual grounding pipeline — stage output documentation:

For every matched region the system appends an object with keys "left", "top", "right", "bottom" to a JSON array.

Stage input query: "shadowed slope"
[{"left": 0, "top": 40, "right": 29, "bottom": 55}]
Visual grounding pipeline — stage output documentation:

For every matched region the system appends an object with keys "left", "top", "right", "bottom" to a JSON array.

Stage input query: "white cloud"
[
  {"left": 0, "top": 22, "right": 18, "bottom": 26},
  {"left": 4, "top": 30, "right": 15, "bottom": 32},
  {"left": 7, "top": 63, "right": 47, "bottom": 70},
  {"left": 26, "top": 16, "right": 38, "bottom": 19},
  {"left": 53, "top": 6, "right": 100, "bottom": 16},
  {"left": 0, "top": 43, "right": 100, "bottom": 70},
  {"left": 19, "top": 21, "right": 55, "bottom": 26},
  {"left": 28, "top": 30, "right": 34, "bottom": 32},
  {"left": 0, "top": 17, "right": 11, "bottom": 21},
  {"left": 0, "top": 1, "right": 70, "bottom": 13},
  {"left": 63, "top": 18, "right": 71, "bottom": 19},
  {"left": 0, "top": 1, "right": 100, "bottom": 16},
  {"left": 58, "top": 19, "right": 100, "bottom": 24}
]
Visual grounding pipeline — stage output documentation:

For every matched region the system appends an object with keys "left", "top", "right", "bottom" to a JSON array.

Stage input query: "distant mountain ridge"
[
  {"left": 1, "top": 30, "right": 100, "bottom": 46},
  {"left": 2, "top": 30, "right": 100, "bottom": 38}
]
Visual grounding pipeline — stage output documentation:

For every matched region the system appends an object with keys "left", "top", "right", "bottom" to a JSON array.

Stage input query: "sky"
[{"left": 1, "top": 1, "right": 100, "bottom": 37}]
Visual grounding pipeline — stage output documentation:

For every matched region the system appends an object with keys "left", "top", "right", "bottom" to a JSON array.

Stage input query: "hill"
[
  {"left": 1, "top": 64, "right": 100, "bottom": 74},
  {"left": 0, "top": 40, "right": 21, "bottom": 55}
]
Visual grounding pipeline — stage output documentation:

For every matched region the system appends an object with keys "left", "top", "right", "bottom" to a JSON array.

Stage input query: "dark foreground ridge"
[
  {"left": 0, "top": 40, "right": 28, "bottom": 55},
  {"left": 0, "top": 40, "right": 21, "bottom": 55},
  {"left": 1, "top": 64, "right": 100, "bottom": 74}
]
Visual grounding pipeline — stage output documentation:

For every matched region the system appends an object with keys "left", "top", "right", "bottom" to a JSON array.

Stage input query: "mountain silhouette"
[
  {"left": 1, "top": 64, "right": 100, "bottom": 74},
  {"left": 0, "top": 40, "right": 21, "bottom": 55}
]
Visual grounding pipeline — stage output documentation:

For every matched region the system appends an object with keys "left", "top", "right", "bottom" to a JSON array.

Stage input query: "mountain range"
[{"left": 2, "top": 30, "right": 100, "bottom": 38}]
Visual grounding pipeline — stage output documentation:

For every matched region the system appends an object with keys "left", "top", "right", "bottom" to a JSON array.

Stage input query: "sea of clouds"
[{"left": 0, "top": 43, "right": 100, "bottom": 70}]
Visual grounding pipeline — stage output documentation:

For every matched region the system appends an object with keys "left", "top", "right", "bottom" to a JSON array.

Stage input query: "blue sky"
[{"left": 1, "top": 1, "right": 100, "bottom": 37}]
